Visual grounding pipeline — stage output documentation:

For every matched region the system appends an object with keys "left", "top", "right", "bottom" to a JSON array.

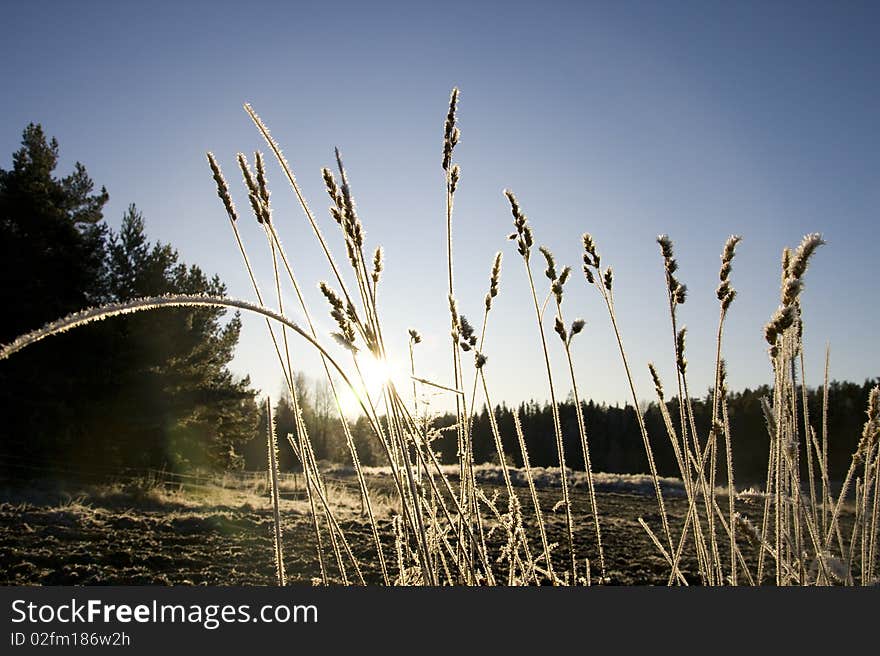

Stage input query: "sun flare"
[{"left": 337, "top": 352, "right": 408, "bottom": 418}]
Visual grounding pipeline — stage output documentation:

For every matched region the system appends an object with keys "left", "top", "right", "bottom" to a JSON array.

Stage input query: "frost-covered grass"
[
  {"left": 358, "top": 463, "right": 688, "bottom": 497},
  {"left": 2, "top": 90, "right": 877, "bottom": 586}
]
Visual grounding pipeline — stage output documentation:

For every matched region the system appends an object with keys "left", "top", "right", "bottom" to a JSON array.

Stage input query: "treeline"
[
  {"left": 0, "top": 124, "right": 258, "bottom": 475},
  {"left": 3, "top": 124, "right": 875, "bottom": 485},
  {"left": 239, "top": 374, "right": 386, "bottom": 471},
  {"left": 443, "top": 380, "right": 878, "bottom": 485},
  {"left": 242, "top": 378, "right": 877, "bottom": 486}
]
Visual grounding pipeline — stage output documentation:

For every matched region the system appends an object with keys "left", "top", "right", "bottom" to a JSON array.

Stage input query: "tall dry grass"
[{"left": 1, "top": 89, "right": 877, "bottom": 586}]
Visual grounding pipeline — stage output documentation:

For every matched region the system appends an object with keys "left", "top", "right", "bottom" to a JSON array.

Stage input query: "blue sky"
[{"left": 2, "top": 0, "right": 878, "bottom": 409}]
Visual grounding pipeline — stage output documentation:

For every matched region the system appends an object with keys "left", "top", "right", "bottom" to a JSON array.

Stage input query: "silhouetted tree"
[
  {"left": 0, "top": 125, "right": 257, "bottom": 475},
  {"left": 0, "top": 124, "right": 110, "bottom": 470}
]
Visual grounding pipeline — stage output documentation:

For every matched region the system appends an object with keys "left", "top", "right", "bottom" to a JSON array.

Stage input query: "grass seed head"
[
  {"left": 657, "top": 234, "right": 686, "bottom": 304},
  {"left": 449, "top": 164, "right": 461, "bottom": 194},
  {"left": 648, "top": 362, "right": 664, "bottom": 400},
  {"left": 554, "top": 316, "right": 567, "bottom": 342},
  {"left": 505, "top": 190, "right": 533, "bottom": 259},
  {"left": 442, "top": 87, "right": 460, "bottom": 171},
  {"left": 719, "top": 358, "right": 728, "bottom": 398},
  {"left": 787, "top": 233, "right": 825, "bottom": 282},
  {"left": 539, "top": 246, "right": 557, "bottom": 281},
  {"left": 322, "top": 167, "right": 344, "bottom": 210},
  {"left": 253, "top": 154, "right": 272, "bottom": 224},
  {"left": 558, "top": 266, "right": 571, "bottom": 287},
  {"left": 761, "top": 396, "right": 776, "bottom": 438},
  {"left": 320, "top": 281, "right": 356, "bottom": 349},
  {"left": 236, "top": 153, "right": 265, "bottom": 224},
  {"left": 582, "top": 233, "right": 600, "bottom": 270},
  {"left": 856, "top": 386, "right": 880, "bottom": 462},
  {"left": 657, "top": 234, "right": 674, "bottom": 261},
  {"left": 716, "top": 235, "right": 741, "bottom": 308},
  {"left": 486, "top": 252, "right": 503, "bottom": 311},
  {"left": 676, "top": 327, "right": 687, "bottom": 374},
  {"left": 721, "top": 288, "right": 737, "bottom": 311},
  {"left": 254, "top": 151, "right": 271, "bottom": 209},
  {"left": 371, "top": 246, "right": 384, "bottom": 284},
  {"left": 206, "top": 153, "right": 238, "bottom": 222},
  {"left": 458, "top": 315, "right": 477, "bottom": 351}
]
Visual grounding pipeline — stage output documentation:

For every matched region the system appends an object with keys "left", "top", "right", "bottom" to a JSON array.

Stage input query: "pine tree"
[
  {"left": 0, "top": 125, "right": 258, "bottom": 474},
  {"left": 98, "top": 205, "right": 258, "bottom": 471},
  {"left": 0, "top": 124, "right": 110, "bottom": 466}
]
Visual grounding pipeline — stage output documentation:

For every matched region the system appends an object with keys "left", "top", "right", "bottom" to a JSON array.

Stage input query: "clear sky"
[{"left": 2, "top": 0, "right": 878, "bottom": 411}]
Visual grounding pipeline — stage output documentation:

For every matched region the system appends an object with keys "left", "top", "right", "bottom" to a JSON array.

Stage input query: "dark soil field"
[{"left": 0, "top": 476, "right": 847, "bottom": 586}]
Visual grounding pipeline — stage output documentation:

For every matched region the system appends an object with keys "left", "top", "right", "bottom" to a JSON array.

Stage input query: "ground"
[{"left": 0, "top": 473, "right": 849, "bottom": 586}]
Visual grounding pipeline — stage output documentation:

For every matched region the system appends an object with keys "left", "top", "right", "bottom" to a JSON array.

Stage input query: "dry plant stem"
[
  {"left": 264, "top": 233, "right": 336, "bottom": 580},
  {"left": 653, "top": 391, "right": 698, "bottom": 585},
  {"left": 263, "top": 223, "right": 372, "bottom": 583},
  {"left": 0, "top": 290, "right": 410, "bottom": 576},
  {"left": 286, "top": 433, "right": 328, "bottom": 584},
  {"left": 371, "top": 382, "right": 475, "bottom": 574},
  {"left": 213, "top": 162, "right": 347, "bottom": 581},
  {"left": 512, "top": 412, "right": 555, "bottom": 582},
  {"left": 298, "top": 428, "right": 367, "bottom": 584},
  {"left": 444, "top": 159, "right": 471, "bottom": 578},
  {"left": 639, "top": 519, "right": 688, "bottom": 586},
  {"left": 868, "top": 450, "right": 880, "bottom": 583},
  {"left": 389, "top": 392, "right": 495, "bottom": 580},
  {"left": 822, "top": 345, "right": 830, "bottom": 538},
  {"left": 348, "top": 359, "right": 436, "bottom": 582},
  {"left": 825, "top": 454, "right": 858, "bottom": 552},
  {"left": 392, "top": 407, "right": 491, "bottom": 580},
  {"left": 799, "top": 350, "right": 819, "bottom": 534},
  {"left": 304, "top": 430, "right": 370, "bottom": 584},
  {"left": 266, "top": 235, "right": 295, "bottom": 412},
  {"left": 858, "top": 445, "right": 875, "bottom": 583},
  {"left": 479, "top": 369, "right": 538, "bottom": 583},
  {"left": 410, "top": 376, "right": 465, "bottom": 396},
  {"left": 298, "top": 417, "right": 348, "bottom": 584},
  {"left": 710, "top": 307, "right": 730, "bottom": 583},
  {"left": 264, "top": 228, "right": 390, "bottom": 586},
  {"left": 721, "top": 397, "right": 737, "bottom": 585},
  {"left": 383, "top": 388, "right": 441, "bottom": 585},
  {"left": 244, "top": 105, "right": 360, "bottom": 317},
  {"left": 711, "top": 504, "right": 756, "bottom": 586},
  {"left": 848, "top": 478, "right": 863, "bottom": 581},
  {"left": 466, "top": 307, "right": 490, "bottom": 425},
  {"left": 257, "top": 163, "right": 400, "bottom": 579},
  {"left": 756, "top": 422, "right": 776, "bottom": 583},
  {"left": 788, "top": 356, "right": 805, "bottom": 584},
  {"left": 409, "top": 339, "right": 418, "bottom": 412},
  {"left": 794, "top": 483, "right": 830, "bottom": 584},
  {"left": 774, "top": 353, "right": 784, "bottom": 585},
  {"left": 220, "top": 199, "right": 295, "bottom": 398},
  {"left": 339, "top": 157, "right": 390, "bottom": 368},
  {"left": 594, "top": 281, "right": 674, "bottom": 559},
  {"left": 523, "top": 260, "right": 576, "bottom": 582},
  {"left": 266, "top": 399, "right": 287, "bottom": 586},
  {"left": 650, "top": 366, "right": 710, "bottom": 585},
  {"left": 555, "top": 298, "right": 606, "bottom": 580},
  {"left": 683, "top": 376, "right": 721, "bottom": 584},
  {"left": 263, "top": 223, "right": 391, "bottom": 583},
  {"left": 760, "top": 350, "right": 789, "bottom": 586},
  {"left": 662, "top": 297, "right": 711, "bottom": 580}
]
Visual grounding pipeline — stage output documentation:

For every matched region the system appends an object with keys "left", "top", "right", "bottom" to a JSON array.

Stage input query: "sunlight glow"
[{"left": 337, "top": 352, "right": 410, "bottom": 418}]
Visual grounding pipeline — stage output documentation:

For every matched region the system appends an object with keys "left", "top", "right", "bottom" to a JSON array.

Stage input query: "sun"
[{"left": 336, "top": 352, "right": 406, "bottom": 418}]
